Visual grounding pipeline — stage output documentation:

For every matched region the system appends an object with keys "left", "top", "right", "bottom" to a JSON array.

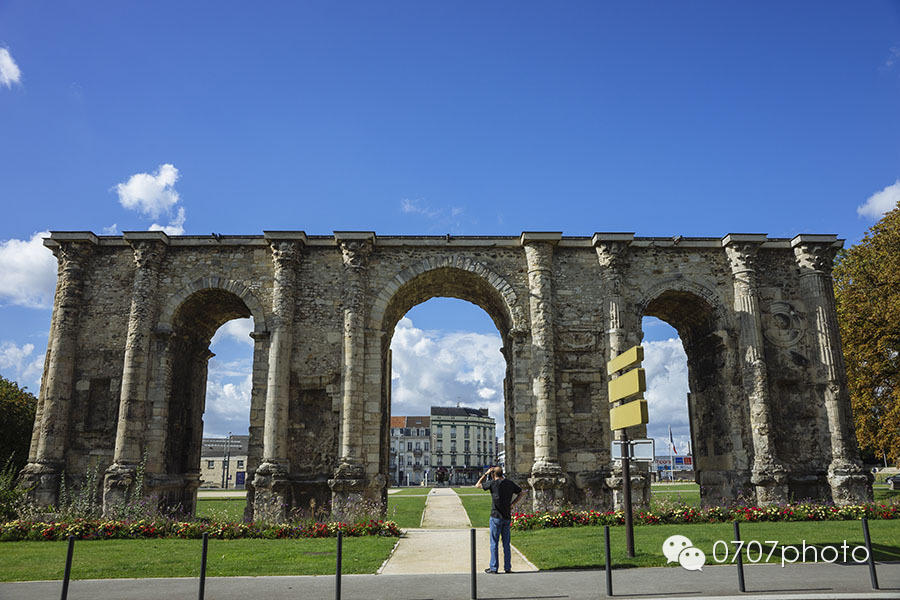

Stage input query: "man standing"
[{"left": 474, "top": 466, "right": 526, "bottom": 574}]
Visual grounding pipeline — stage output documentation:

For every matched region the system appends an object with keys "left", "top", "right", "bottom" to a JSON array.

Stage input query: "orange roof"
[{"left": 390, "top": 416, "right": 431, "bottom": 428}]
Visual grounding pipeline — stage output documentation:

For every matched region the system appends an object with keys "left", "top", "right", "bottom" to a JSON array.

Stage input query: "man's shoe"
[
  {"left": 484, "top": 568, "right": 498, "bottom": 574},
  {"left": 504, "top": 570, "right": 513, "bottom": 574}
]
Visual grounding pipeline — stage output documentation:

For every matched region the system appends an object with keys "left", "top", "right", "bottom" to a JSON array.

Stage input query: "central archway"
[{"left": 371, "top": 262, "right": 526, "bottom": 504}]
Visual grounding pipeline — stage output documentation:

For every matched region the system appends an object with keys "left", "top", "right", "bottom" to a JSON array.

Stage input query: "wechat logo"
[{"left": 663, "top": 534, "right": 706, "bottom": 571}]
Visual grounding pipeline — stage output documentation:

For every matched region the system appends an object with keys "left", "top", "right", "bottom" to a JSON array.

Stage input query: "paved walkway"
[
  {"left": 4, "top": 562, "right": 898, "bottom": 599},
  {"left": 379, "top": 487, "right": 537, "bottom": 574}
]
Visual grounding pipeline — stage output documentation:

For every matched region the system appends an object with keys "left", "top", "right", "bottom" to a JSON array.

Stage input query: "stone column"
[
  {"left": 20, "top": 233, "right": 96, "bottom": 506},
  {"left": 792, "top": 235, "right": 871, "bottom": 503},
  {"left": 521, "top": 232, "right": 566, "bottom": 510},
  {"left": 253, "top": 231, "right": 304, "bottom": 522},
  {"left": 594, "top": 233, "right": 649, "bottom": 509},
  {"left": 103, "top": 232, "right": 169, "bottom": 512},
  {"left": 329, "top": 231, "right": 375, "bottom": 518},
  {"left": 722, "top": 234, "right": 788, "bottom": 504}
]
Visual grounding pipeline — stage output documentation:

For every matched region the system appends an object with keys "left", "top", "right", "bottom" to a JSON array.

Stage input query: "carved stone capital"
[
  {"left": 594, "top": 240, "right": 631, "bottom": 271},
  {"left": 724, "top": 241, "right": 762, "bottom": 276},
  {"left": 52, "top": 241, "right": 94, "bottom": 276},
  {"left": 129, "top": 240, "right": 167, "bottom": 271},
  {"left": 339, "top": 239, "right": 374, "bottom": 271},
  {"left": 268, "top": 240, "right": 302, "bottom": 267},
  {"left": 792, "top": 242, "right": 837, "bottom": 276}
]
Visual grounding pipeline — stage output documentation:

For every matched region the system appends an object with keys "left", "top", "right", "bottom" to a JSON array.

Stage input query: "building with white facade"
[
  {"left": 389, "top": 416, "right": 431, "bottom": 486},
  {"left": 199, "top": 434, "right": 249, "bottom": 489},
  {"left": 431, "top": 406, "right": 497, "bottom": 485}
]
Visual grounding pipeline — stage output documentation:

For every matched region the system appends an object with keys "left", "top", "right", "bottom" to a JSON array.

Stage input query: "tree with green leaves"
[
  {"left": 0, "top": 375, "right": 37, "bottom": 472},
  {"left": 834, "top": 202, "right": 900, "bottom": 467}
]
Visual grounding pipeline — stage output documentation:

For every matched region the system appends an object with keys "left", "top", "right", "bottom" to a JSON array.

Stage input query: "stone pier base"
[
  {"left": 18, "top": 461, "right": 62, "bottom": 507},
  {"left": 828, "top": 461, "right": 873, "bottom": 505},
  {"left": 252, "top": 462, "right": 292, "bottom": 523},
  {"left": 605, "top": 470, "right": 650, "bottom": 510},
  {"left": 328, "top": 462, "right": 368, "bottom": 520},
  {"left": 751, "top": 461, "right": 789, "bottom": 505},
  {"left": 102, "top": 463, "right": 138, "bottom": 516},
  {"left": 529, "top": 463, "right": 567, "bottom": 512}
]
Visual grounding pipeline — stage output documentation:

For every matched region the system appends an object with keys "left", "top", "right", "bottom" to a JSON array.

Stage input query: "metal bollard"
[
  {"left": 336, "top": 530, "right": 343, "bottom": 600},
  {"left": 733, "top": 521, "right": 745, "bottom": 593},
  {"left": 199, "top": 532, "right": 208, "bottom": 600},
  {"left": 861, "top": 518, "right": 879, "bottom": 590},
  {"left": 470, "top": 528, "right": 477, "bottom": 599},
  {"left": 60, "top": 535, "right": 75, "bottom": 600},
  {"left": 604, "top": 525, "right": 613, "bottom": 597}
]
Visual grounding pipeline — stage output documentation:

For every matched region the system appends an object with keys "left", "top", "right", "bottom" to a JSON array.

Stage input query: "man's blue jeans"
[{"left": 489, "top": 516, "right": 512, "bottom": 572}]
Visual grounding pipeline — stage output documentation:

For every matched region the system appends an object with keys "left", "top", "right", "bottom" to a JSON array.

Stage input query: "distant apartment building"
[
  {"left": 389, "top": 416, "right": 431, "bottom": 486},
  {"left": 430, "top": 406, "right": 497, "bottom": 485},
  {"left": 199, "top": 434, "right": 249, "bottom": 489}
]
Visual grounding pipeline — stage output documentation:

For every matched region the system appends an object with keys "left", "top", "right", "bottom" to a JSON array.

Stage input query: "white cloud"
[
  {"left": 116, "top": 164, "right": 180, "bottom": 218},
  {"left": 204, "top": 371, "right": 252, "bottom": 437},
  {"left": 400, "top": 199, "right": 466, "bottom": 227},
  {"left": 116, "top": 164, "right": 187, "bottom": 234},
  {"left": 642, "top": 337, "right": 692, "bottom": 454},
  {"left": 881, "top": 46, "right": 900, "bottom": 71},
  {"left": 0, "top": 231, "right": 57, "bottom": 309},
  {"left": 857, "top": 180, "right": 900, "bottom": 220},
  {"left": 390, "top": 317, "right": 506, "bottom": 433},
  {"left": 101, "top": 224, "right": 118, "bottom": 235},
  {"left": 0, "top": 340, "right": 44, "bottom": 392},
  {"left": 211, "top": 318, "right": 254, "bottom": 347},
  {"left": 0, "top": 48, "right": 21, "bottom": 88}
]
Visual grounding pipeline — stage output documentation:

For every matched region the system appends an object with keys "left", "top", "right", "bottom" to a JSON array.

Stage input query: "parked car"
[{"left": 885, "top": 474, "right": 900, "bottom": 491}]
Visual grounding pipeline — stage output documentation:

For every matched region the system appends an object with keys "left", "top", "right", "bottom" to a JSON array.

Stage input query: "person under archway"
[{"left": 474, "top": 466, "right": 525, "bottom": 573}]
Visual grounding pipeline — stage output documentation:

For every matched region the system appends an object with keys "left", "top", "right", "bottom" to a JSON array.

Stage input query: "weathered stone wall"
[{"left": 20, "top": 231, "right": 872, "bottom": 519}]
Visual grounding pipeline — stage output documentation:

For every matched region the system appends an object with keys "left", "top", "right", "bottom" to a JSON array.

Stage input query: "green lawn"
[
  {"left": 195, "top": 498, "right": 247, "bottom": 521},
  {"left": 386, "top": 495, "right": 427, "bottom": 528},
  {"left": 647, "top": 482, "right": 900, "bottom": 507},
  {"left": 0, "top": 537, "right": 398, "bottom": 582},
  {"left": 513, "top": 519, "right": 900, "bottom": 570},
  {"left": 456, "top": 489, "right": 493, "bottom": 527}
]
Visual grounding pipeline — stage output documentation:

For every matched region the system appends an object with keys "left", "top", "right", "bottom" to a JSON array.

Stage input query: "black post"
[
  {"left": 733, "top": 521, "right": 745, "bottom": 593},
  {"left": 861, "top": 517, "right": 879, "bottom": 590},
  {"left": 199, "top": 532, "right": 208, "bottom": 600},
  {"left": 336, "top": 530, "right": 343, "bottom": 600},
  {"left": 470, "top": 528, "right": 477, "bottom": 599},
  {"left": 60, "top": 535, "right": 75, "bottom": 600},
  {"left": 604, "top": 525, "right": 613, "bottom": 597},
  {"left": 621, "top": 430, "right": 634, "bottom": 558}
]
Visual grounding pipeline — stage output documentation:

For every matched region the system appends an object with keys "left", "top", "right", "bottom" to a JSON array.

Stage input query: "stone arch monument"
[{"left": 19, "top": 230, "right": 872, "bottom": 519}]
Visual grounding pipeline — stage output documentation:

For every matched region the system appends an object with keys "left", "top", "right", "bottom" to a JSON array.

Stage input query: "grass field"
[
  {"left": 648, "top": 482, "right": 900, "bottom": 508},
  {"left": 195, "top": 498, "right": 247, "bottom": 521},
  {"left": 512, "top": 519, "right": 900, "bottom": 570},
  {"left": 0, "top": 537, "right": 398, "bottom": 582},
  {"left": 385, "top": 495, "right": 427, "bottom": 528}
]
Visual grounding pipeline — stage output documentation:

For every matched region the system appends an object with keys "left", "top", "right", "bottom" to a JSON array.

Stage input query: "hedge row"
[
  {"left": 511, "top": 503, "right": 899, "bottom": 531},
  {"left": 0, "top": 518, "right": 401, "bottom": 542}
]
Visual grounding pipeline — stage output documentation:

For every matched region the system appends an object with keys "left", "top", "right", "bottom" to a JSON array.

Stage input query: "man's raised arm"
[{"left": 474, "top": 468, "right": 491, "bottom": 489}]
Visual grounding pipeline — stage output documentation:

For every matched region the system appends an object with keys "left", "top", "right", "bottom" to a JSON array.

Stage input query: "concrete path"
[
  {"left": 196, "top": 490, "right": 247, "bottom": 499},
  {"left": 4, "top": 562, "right": 898, "bottom": 600},
  {"left": 379, "top": 487, "right": 537, "bottom": 574}
]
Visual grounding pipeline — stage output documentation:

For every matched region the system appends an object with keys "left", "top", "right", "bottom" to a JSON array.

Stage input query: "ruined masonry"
[{"left": 19, "top": 230, "right": 872, "bottom": 520}]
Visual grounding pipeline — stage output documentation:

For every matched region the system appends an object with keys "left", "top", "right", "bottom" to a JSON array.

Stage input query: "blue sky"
[{"left": 1, "top": 2, "right": 898, "bottom": 453}]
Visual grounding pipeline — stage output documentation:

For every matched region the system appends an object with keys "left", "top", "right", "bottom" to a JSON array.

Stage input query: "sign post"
[{"left": 607, "top": 345, "right": 648, "bottom": 559}]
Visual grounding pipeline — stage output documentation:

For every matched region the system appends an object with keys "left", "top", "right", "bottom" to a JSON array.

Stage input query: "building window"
[
  {"left": 237, "top": 460, "right": 244, "bottom": 468},
  {"left": 451, "top": 456, "right": 457, "bottom": 466},
  {"left": 424, "top": 441, "right": 430, "bottom": 451},
  {"left": 407, "top": 442, "right": 413, "bottom": 451},
  {"left": 465, "top": 440, "right": 470, "bottom": 452},
  {"left": 425, "top": 428, "right": 430, "bottom": 436},
  {"left": 465, "top": 425, "right": 470, "bottom": 439},
  {"left": 424, "top": 456, "right": 430, "bottom": 466},
  {"left": 207, "top": 460, "right": 215, "bottom": 469}
]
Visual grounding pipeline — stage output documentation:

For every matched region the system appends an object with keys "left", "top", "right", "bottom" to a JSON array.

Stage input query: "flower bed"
[
  {"left": 511, "top": 503, "right": 899, "bottom": 531},
  {"left": 0, "top": 518, "right": 401, "bottom": 542}
]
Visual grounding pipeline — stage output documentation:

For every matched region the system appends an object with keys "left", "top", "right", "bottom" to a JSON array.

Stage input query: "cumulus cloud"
[
  {"left": 0, "top": 48, "right": 21, "bottom": 88},
  {"left": 116, "top": 164, "right": 187, "bottom": 234},
  {"left": 643, "top": 337, "right": 692, "bottom": 455},
  {"left": 390, "top": 317, "right": 506, "bottom": 432},
  {"left": 101, "top": 224, "right": 118, "bottom": 235},
  {"left": 204, "top": 370, "right": 252, "bottom": 437},
  {"left": 0, "top": 340, "right": 44, "bottom": 392},
  {"left": 0, "top": 231, "right": 57, "bottom": 309},
  {"left": 857, "top": 180, "right": 900, "bottom": 220}
]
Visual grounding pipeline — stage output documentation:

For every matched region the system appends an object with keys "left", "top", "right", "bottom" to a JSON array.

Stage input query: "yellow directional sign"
[
  {"left": 610, "top": 399, "right": 649, "bottom": 430},
  {"left": 608, "top": 368, "right": 646, "bottom": 403},
  {"left": 607, "top": 345, "right": 644, "bottom": 375}
]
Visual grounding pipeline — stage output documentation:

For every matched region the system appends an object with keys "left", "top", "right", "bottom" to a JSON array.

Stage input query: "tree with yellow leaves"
[{"left": 834, "top": 202, "right": 900, "bottom": 466}]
